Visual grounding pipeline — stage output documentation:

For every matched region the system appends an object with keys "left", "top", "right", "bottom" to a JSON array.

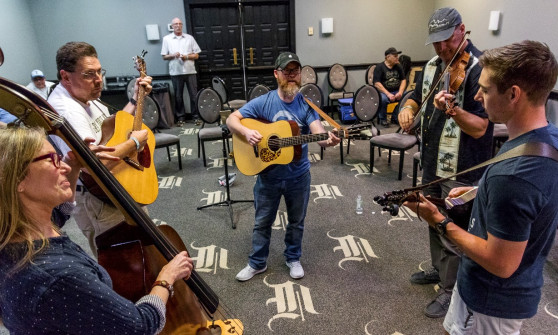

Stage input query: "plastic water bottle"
[{"left": 356, "top": 194, "right": 363, "bottom": 214}]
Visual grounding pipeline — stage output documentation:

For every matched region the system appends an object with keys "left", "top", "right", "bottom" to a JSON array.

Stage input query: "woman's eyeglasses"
[{"left": 32, "top": 152, "right": 63, "bottom": 169}]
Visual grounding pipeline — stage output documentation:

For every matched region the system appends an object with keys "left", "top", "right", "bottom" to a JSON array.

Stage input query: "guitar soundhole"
[{"left": 268, "top": 135, "right": 279, "bottom": 151}]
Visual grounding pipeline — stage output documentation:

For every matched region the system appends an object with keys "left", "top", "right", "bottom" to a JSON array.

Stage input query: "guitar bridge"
[{"left": 123, "top": 157, "right": 144, "bottom": 171}]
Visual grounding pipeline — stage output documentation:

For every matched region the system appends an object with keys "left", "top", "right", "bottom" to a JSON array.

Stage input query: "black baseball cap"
[
  {"left": 385, "top": 47, "right": 402, "bottom": 56},
  {"left": 275, "top": 52, "right": 301, "bottom": 69}
]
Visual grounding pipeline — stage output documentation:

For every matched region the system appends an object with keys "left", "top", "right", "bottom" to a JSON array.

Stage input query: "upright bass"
[{"left": 0, "top": 68, "right": 243, "bottom": 335}]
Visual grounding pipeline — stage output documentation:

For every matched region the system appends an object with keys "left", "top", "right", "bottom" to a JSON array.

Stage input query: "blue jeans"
[
  {"left": 248, "top": 171, "right": 311, "bottom": 269},
  {"left": 378, "top": 90, "right": 400, "bottom": 123}
]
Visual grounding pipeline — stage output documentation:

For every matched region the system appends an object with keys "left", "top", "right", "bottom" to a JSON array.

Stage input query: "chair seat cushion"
[
  {"left": 370, "top": 133, "right": 417, "bottom": 149},
  {"left": 228, "top": 99, "right": 247, "bottom": 109},
  {"left": 199, "top": 127, "right": 225, "bottom": 140},
  {"left": 154, "top": 133, "right": 179, "bottom": 147}
]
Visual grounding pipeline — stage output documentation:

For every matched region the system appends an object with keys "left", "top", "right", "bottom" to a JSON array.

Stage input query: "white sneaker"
[
  {"left": 236, "top": 264, "right": 267, "bottom": 281},
  {"left": 286, "top": 261, "right": 304, "bottom": 279}
]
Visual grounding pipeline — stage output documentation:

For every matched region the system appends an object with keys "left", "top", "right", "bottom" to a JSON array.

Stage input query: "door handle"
[
  {"left": 233, "top": 48, "right": 238, "bottom": 65},
  {"left": 249, "top": 47, "right": 254, "bottom": 65}
]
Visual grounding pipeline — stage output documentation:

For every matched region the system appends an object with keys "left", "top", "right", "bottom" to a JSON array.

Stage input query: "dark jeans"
[
  {"left": 171, "top": 74, "right": 198, "bottom": 122},
  {"left": 423, "top": 179, "right": 468, "bottom": 292}
]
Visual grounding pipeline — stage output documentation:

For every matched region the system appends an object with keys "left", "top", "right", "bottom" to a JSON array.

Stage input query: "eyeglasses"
[
  {"left": 32, "top": 77, "right": 45, "bottom": 81},
  {"left": 278, "top": 68, "right": 301, "bottom": 76},
  {"left": 80, "top": 68, "right": 106, "bottom": 81},
  {"left": 172, "top": 23, "right": 183, "bottom": 26},
  {"left": 32, "top": 152, "right": 63, "bottom": 169}
]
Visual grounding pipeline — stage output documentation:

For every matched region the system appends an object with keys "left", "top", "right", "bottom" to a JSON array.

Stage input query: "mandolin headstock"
[
  {"left": 133, "top": 50, "right": 148, "bottom": 77},
  {"left": 373, "top": 189, "right": 420, "bottom": 216}
]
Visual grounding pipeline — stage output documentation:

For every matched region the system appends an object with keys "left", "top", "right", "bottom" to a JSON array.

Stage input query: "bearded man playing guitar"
[
  {"left": 49, "top": 42, "right": 152, "bottom": 256},
  {"left": 227, "top": 52, "right": 340, "bottom": 282},
  {"left": 397, "top": 8, "right": 494, "bottom": 318}
]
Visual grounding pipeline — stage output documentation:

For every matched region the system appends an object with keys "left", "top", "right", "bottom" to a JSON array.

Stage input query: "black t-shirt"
[{"left": 373, "top": 62, "right": 405, "bottom": 92}]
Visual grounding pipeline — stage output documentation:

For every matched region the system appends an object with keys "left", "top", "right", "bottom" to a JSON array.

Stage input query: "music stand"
[{"left": 197, "top": 125, "right": 253, "bottom": 229}]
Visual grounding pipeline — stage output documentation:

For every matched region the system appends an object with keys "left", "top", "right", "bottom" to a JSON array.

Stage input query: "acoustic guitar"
[
  {"left": 83, "top": 51, "right": 158, "bottom": 205},
  {"left": 232, "top": 118, "right": 367, "bottom": 175}
]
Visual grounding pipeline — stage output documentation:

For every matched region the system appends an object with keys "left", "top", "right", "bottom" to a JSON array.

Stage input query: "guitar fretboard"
[
  {"left": 445, "top": 187, "right": 478, "bottom": 209},
  {"left": 273, "top": 133, "right": 330, "bottom": 148}
]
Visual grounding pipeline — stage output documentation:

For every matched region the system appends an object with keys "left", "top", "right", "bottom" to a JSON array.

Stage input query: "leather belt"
[{"left": 76, "top": 185, "right": 88, "bottom": 193}]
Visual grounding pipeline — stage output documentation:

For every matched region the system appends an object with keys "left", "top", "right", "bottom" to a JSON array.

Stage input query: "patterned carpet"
[{"left": 3, "top": 119, "right": 557, "bottom": 335}]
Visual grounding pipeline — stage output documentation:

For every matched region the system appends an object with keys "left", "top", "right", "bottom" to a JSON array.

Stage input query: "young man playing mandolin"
[
  {"left": 403, "top": 40, "right": 558, "bottom": 335},
  {"left": 48, "top": 41, "right": 152, "bottom": 256},
  {"left": 397, "top": 7, "right": 494, "bottom": 318},
  {"left": 227, "top": 52, "right": 340, "bottom": 281}
]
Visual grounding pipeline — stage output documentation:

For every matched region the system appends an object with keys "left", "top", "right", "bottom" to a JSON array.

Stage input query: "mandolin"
[
  {"left": 374, "top": 187, "right": 477, "bottom": 228},
  {"left": 232, "top": 118, "right": 368, "bottom": 175},
  {"left": 82, "top": 50, "right": 158, "bottom": 205}
]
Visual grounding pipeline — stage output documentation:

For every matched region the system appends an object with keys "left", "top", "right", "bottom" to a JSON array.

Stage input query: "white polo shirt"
[{"left": 161, "top": 33, "right": 201, "bottom": 75}]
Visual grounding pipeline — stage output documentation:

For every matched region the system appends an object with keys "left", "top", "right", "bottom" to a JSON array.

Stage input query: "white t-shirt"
[
  {"left": 26, "top": 81, "right": 55, "bottom": 99},
  {"left": 47, "top": 83, "right": 110, "bottom": 156},
  {"left": 161, "top": 33, "right": 201, "bottom": 75}
]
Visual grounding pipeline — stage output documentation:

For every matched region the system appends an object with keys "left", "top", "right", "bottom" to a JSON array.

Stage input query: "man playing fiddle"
[{"left": 398, "top": 7, "right": 494, "bottom": 318}]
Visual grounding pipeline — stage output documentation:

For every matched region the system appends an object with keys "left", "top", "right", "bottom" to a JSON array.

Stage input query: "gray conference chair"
[
  {"left": 247, "top": 84, "right": 270, "bottom": 101},
  {"left": 301, "top": 65, "right": 318, "bottom": 86},
  {"left": 197, "top": 87, "right": 230, "bottom": 167},
  {"left": 211, "top": 76, "right": 246, "bottom": 111},
  {"left": 142, "top": 95, "right": 182, "bottom": 170}
]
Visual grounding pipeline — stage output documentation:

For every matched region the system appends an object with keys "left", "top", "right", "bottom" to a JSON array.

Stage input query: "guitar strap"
[
  {"left": 412, "top": 141, "right": 558, "bottom": 192},
  {"left": 304, "top": 98, "right": 343, "bottom": 130}
]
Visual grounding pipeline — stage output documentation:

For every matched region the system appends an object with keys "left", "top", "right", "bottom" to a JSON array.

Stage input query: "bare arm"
[
  {"left": 226, "top": 110, "right": 263, "bottom": 145},
  {"left": 434, "top": 91, "right": 488, "bottom": 139},
  {"left": 403, "top": 193, "right": 527, "bottom": 278}
]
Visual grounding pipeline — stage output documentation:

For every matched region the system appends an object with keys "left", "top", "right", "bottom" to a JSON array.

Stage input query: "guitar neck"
[
  {"left": 278, "top": 133, "right": 329, "bottom": 148},
  {"left": 132, "top": 71, "right": 147, "bottom": 131}
]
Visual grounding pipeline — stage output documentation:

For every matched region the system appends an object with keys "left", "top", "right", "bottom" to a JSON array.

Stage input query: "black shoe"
[
  {"left": 410, "top": 267, "right": 440, "bottom": 285},
  {"left": 424, "top": 290, "right": 452, "bottom": 318},
  {"left": 176, "top": 120, "right": 185, "bottom": 127},
  {"left": 381, "top": 120, "right": 389, "bottom": 128}
]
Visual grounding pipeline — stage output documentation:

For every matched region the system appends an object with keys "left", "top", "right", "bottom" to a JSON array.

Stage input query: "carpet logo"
[
  {"left": 159, "top": 176, "right": 183, "bottom": 189},
  {"left": 189, "top": 242, "right": 230, "bottom": 274},
  {"left": 327, "top": 230, "right": 379, "bottom": 269},
  {"left": 273, "top": 210, "right": 288, "bottom": 231},
  {"left": 181, "top": 128, "right": 198, "bottom": 135},
  {"left": 200, "top": 190, "right": 227, "bottom": 205},
  {"left": 311, "top": 183, "right": 343, "bottom": 203},
  {"left": 263, "top": 276, "right": 320, "bottom": 331},
  {"left": 346, "top": 162, "right": 371, "bottom": 177},
  {"left": 309, "top": 152, "right": 322, "bottom": 162},
  {"left": 209, "top": 157, "right": 233, "bottom": 169}
]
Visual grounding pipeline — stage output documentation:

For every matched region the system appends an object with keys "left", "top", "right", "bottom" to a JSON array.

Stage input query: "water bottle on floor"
[{"left": 356, "top": 194, "right": 363, "bottom": 214}]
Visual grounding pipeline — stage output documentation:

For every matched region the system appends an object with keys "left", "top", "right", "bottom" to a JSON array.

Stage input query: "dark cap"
[
  {"left": 274, "top": 52, "right": 301, "bottom": 69},
  {"left": 426, "top": 7, "right": 462, "bottom": 45},
  {"left": 385, "top": 47, "right": 402, "bottom": 56}
]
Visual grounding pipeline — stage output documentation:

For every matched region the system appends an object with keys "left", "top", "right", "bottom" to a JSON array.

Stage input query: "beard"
[{"left": 277, "top": 77, "right": 301, "bottom": 98}]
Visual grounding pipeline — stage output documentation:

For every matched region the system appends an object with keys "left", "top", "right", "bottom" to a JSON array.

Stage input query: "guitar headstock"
[
  {"left": 373, "top": 189, "right": 420, "bottom": 216},
  {"left": 336, "top": 123, "right": 371, "bottom": 138},
  {"left": 133, "top": 50, "right": 148, "bottom": 77}
]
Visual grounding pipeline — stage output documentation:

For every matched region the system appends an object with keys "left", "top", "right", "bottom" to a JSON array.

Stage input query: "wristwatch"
[
  {"left": 435, "top": 217, "right": 452, "bottom": 236},
  {"left": 152, "top": 280, "right": 174, "bottom": 298}
]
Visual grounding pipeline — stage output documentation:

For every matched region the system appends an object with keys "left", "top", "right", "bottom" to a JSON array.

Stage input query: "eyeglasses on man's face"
[
  {"left": 32, "top": 152, "right": 63, "bottom": 169},
  {"left": 278, "top": 68, "right": 301, "bottom": 76},
  {"left": 79, "top": 68, "right": 106, "bottom": 81}
]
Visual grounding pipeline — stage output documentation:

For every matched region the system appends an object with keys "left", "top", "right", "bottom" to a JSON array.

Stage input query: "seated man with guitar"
[
  {"left": 397, "top": 7, "right": 494, "bottom": 318},
  {"left": 227, "top": 52, "right": 340, "bottom": 281},
  {"left": 48, "top": 41, "right": 153, "bottom": 256}
]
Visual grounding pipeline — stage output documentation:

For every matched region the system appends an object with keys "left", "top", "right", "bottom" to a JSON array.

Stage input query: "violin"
[{"left": 406, "top": 31, "right": 471, "bottom": 132}]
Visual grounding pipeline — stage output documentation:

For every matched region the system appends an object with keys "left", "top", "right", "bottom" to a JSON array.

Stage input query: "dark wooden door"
[{"left": 186, "top": 0, "right": 295, "bottom": 100}]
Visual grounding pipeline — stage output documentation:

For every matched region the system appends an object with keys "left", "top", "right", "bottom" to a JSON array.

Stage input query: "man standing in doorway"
[{"left": 161, "top": 17, "right": 201, "bottom": 127}]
